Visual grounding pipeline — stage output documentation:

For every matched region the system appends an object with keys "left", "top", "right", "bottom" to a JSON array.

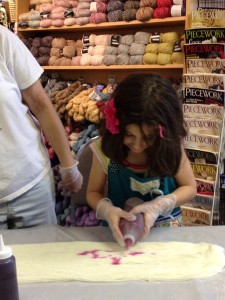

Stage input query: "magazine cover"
[
  {"left": 196, "top": 178, "right": 215, "bottom": 196},
  {"left": 183, "top": 103, "right": 224, "bottom": 120},
  {"left": 183, "top": 87, "right": 225, "bottom": 105},
  {"left": 185, "top": 27, "right": 225, "bottom": 44},
  {"left": 185, "top": 147, "right": 218, "bottom": 164},
  {"left": 184, "top": 117, "right": 222, "bottom": 136},
  {"left": 181, "top": 206, "right": 212, "bottom": 226},
  {"left": 191, "top": 162, "right": 217, "bottom": 181},
  {"left": 183, "top": 73, "right": 225, "bottom": 90},
  {"left": 186, "top": 59, "right": 225, "bottom": 74},
  {"left": 184, "top": 43, "right": 225, "bottom": 60},
  {"left": 184, "top": 194, "right": 214, "bottom": 210},
  {"left": 191, "top": 9, "right": 225, "bottom": 28},
  {"left": 184, "top": 133, "right": 220, "bottom": 153}
]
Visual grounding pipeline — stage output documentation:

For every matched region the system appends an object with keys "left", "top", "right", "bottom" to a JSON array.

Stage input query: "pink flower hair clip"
[
  {"left": 159, "top": 124, "right": 164, "bottom": 138},
  {"left": 103, "top": 98, "right": 120, "bottom": 134}
]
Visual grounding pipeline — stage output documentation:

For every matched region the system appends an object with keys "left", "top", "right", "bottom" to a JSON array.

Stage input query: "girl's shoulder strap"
[{"left": 90, "top": 137, "right": 109, "bottom": 174}]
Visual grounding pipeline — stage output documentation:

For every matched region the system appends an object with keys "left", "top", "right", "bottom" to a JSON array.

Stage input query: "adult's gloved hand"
[
  {"left": 130, "top": 194, "right": 177, "bottom": 238},
  {"left": 96, "top": 198, "right": 136, "bottom": 247},
  {"left": 59, "top": 162, "right": 83, "bottom": 196}
]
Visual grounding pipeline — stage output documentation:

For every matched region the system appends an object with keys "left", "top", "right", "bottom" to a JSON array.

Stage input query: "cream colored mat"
[{"left": 11, "top": 241, "right": 225, "bottom": 284}]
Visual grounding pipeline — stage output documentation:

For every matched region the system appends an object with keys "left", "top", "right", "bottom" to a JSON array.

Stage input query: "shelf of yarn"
[
  {"left": 17, "top": 0, "right": 186, "bottom": 82},
  {"left": 17, "top": 16, "right": 185, "bottom": 33}
]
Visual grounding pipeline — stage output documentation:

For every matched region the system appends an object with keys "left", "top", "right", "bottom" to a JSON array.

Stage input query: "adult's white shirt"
[{"left": 0, "top": 25, "right": 51, "bottom": 202}]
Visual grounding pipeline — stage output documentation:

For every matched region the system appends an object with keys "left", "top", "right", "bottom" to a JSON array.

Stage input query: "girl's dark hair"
[{"left": 100, "top": 73, "right": 186, "bottom": 177}]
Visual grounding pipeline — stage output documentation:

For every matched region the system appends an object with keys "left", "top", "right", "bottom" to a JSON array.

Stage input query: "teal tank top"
[{"left": 90, "top": 138, "right": 181, "bottom": 225}]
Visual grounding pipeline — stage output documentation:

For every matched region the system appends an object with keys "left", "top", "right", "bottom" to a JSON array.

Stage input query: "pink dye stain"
[
  {"left": 78, "top": 250, "right": 100, "bottom": 259},
  {"left": 129, "top": 251, "right": 144, "bottom": 256},
  {"left": 111, "top": 257, "right": 121, "bottom": 265}
]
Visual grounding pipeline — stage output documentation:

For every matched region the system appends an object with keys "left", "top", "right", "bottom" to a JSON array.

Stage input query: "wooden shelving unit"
[{"left": 16, "top": 0, "right": 186, "bottom": 83}]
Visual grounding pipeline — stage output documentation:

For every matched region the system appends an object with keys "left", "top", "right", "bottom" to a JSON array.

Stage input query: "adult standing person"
[{"left": 0, "top": 25, "right": 83, "bottom": 229}]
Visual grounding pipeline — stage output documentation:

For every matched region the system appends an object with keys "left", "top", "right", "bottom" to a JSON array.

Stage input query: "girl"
[{"left": 87, "top": 73, "right": 197, "bottom": 247}]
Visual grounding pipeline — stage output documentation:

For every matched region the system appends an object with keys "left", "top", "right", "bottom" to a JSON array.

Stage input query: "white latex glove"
[
  {"left": 96, "top": 198, "right": 136, "bottom": 247},
  {"left": 130, "top": 194, "right": 177, "bottom": 238},
  {"left": 59, "top": 162, "right": 83, "bottom": 196}
]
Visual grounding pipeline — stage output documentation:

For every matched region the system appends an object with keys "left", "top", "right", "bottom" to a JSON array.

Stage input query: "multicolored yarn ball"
[
  {"left": 107, "top": 0, "right": 124, "bottom": 12},
  {"left": 90, "top": 2, "right": 107, "bottom": 13},
  {"left": 124, "top": 1, "right": 140, "bottom": 10},
  {"left": 122, "top": 9, "right": 137, "bottom": 21},
  {"left": 107, "top": 10, "right": 123, "bottom": 22},
  {"left": 90, "top": 12, "right": 107, "bottom": 24},
  {"left": 136, "top": 7, "right": 154, "bottom": 22},
  {"left": 139, "top": 0, "right": 157, "bottom": 8}
]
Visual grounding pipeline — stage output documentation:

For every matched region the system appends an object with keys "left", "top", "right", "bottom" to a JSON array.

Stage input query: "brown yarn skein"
[{"left": 136, "top": 7, "right": 153, "bottom": 22}]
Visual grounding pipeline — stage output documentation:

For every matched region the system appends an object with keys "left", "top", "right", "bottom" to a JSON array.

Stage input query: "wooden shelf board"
[
  {"left": 18, "top": 17, "right": 185, "bottom": 33},
  {"left": 42, "top": 64, "right": 184, "bottom": 71}
]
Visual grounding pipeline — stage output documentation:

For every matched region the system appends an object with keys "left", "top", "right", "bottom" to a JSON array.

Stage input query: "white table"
[{"left": 1, "top": 225, "right": 225, "bottom": 300}]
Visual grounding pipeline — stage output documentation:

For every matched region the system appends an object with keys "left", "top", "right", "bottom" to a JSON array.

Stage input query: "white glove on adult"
[
  {"left": 96, "top": 198, "right": 136, "bottom": 247},
  {"left": 59, "top": 162, "right": 83, "bottom": 195},
  {"left": 130, "top": 194, "right": 177, "bottom": 238}
]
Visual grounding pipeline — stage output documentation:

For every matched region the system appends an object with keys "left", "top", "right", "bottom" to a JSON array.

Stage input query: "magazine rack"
[{"left": 181, "top": 0, "right": 225, "bottom": 226}]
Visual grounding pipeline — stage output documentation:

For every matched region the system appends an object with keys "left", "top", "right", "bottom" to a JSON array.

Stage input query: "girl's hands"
[
  {"left": 96, "top": 198, "right": 136, "bottom": 247},
  {"left": 130, "top": 194, "right": 177, "bottom": 238}
]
